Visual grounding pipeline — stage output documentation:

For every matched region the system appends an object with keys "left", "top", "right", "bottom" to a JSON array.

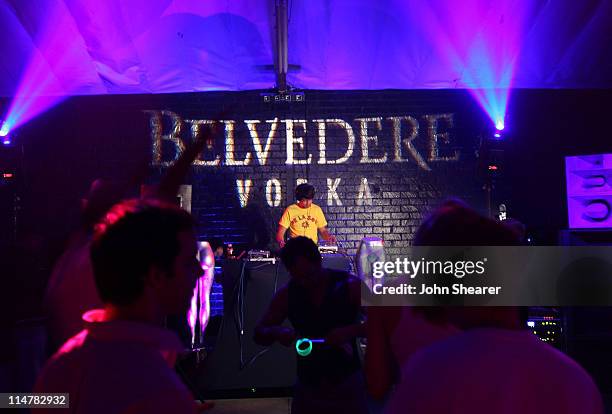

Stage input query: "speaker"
[
  {"left": 197, "top": 260, "right": 296, "bottom": 393},
  {"left": 565, "top": 154, "right": 612, "bottom": 229}
]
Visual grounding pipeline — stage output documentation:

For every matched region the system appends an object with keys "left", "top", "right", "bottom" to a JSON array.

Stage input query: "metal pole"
[{"left": 274, "top": 0, "right": 288, "bottom": 92}]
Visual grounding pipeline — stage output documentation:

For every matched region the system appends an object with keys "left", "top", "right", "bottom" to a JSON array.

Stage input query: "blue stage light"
[
  {"left": 492, "top": 121, "right": 505, "bottom": 140},
  {"left": 0, "top": 122, "right": 9, "bottom": 137}
]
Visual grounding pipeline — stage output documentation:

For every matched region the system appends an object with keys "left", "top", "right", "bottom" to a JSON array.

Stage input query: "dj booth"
[{"left": 197, "top": 255, "right": 352, "bottom": 394}]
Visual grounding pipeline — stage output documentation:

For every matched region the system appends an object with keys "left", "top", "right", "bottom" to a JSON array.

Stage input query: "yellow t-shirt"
[{"left": 279, "top": 203, "right": 327, "bottom": 244}]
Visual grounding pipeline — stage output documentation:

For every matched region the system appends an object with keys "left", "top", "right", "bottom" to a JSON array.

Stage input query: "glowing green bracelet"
[{"left": 295, "top": 338, "right": 325, "bottom": 357}]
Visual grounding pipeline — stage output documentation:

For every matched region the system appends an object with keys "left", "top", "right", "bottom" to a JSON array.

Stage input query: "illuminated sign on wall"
[{"left": 146, "top": 111, "right": 461, "bottom": 207}]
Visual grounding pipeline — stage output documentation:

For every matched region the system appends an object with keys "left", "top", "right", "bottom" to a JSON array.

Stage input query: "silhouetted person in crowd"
[
  {"left": 366, "top": 200, "right": 489, "bottom": 399},
  {"left": 254, "top": 236, "right": 367, "bottom": 414},
  {"left": 45, "top": 179, "right": 125, "bottom": 350},
  {"left": 45, "top": 124, "right": 217, "bottom": 351},
  {"left": 35, "top": 199, "right": 203, "bottom": 413},
  {"left": 366, "top": 305, "right": 458, "bottom": 400},
  {"left": 383, "top": 201, "right": 603, "bottom": 414}
]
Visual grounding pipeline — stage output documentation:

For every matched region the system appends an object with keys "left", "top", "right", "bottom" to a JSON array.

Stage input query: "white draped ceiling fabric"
[{"left": 0, "top": 0, "right": 611, "bottom": 97}]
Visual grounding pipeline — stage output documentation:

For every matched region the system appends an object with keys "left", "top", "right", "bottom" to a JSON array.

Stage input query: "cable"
[
  {"left": 234, "top": 261, "right": 282, "bottom": 370},
  {"left": 231, "top": 261, "right": 246, "bottom": 368},
  {"left": 237, "top": 261, "right": 282, "bottom": 369},
  {"left": 249, "top": 262, "right": 276, "bottom": 270},
  {"left": 235, "top": 260, "right": 267, "bottom": 370},
  {"left": 273, "top": 260, "right": 280, "bottom": 294}
]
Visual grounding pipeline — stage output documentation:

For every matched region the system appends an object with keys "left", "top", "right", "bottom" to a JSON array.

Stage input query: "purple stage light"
[
  {"left": 1, "top": 1, "right": 608, "bottom": 95},
  {"left": 406, "top": 1, "right": 536, "bottom": 130},
  {"left": 1, "top": 0, "right": 93, "bottom": 135},
  {"left": 0, "top": 122, "right": 8, "bottom": 137}
]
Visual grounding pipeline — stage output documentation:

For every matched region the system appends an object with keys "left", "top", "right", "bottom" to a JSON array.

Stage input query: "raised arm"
[{"left": 153, "top": 123, "right": 218, "bottom": 202}]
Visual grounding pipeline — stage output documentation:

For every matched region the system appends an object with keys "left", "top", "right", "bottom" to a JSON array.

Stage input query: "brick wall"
[
  {"left": 10, "top": 89, "right": 489, "bottom": 256},
  {"left": 150, "top": 90, "right": 486, "bottom": 256}
]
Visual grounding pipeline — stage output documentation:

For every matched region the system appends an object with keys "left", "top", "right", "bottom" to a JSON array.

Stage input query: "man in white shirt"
[
  {"left": 35, "top": 199, "right": 203, "bottom": 413},
  {"left": 385, "top": 307, "right": 604, "bottom": 414}
]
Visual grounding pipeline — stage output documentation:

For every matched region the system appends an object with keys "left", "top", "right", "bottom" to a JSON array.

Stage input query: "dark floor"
[{"left": 207, "top": 398, "right": 291, "bottom": 414}]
